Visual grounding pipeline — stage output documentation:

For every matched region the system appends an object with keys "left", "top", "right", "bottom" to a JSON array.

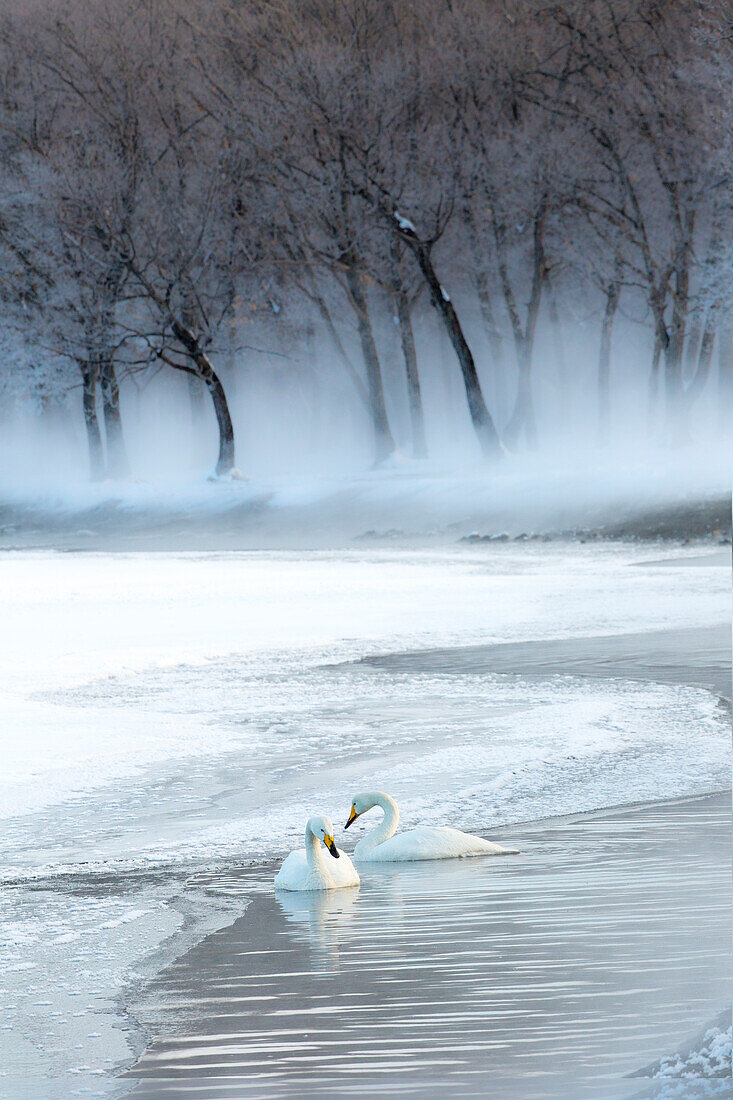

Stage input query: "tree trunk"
[
  {"left": 664, "top": 340, "right": 685, "bottom": 439},
  {"left": 99, "top": 351, "right": 129, "bottom": 477},
  {"left": 463, "top": 202, "right": 506, "bottom": 416},
  {"left": 546, "top": 276, "right": 569, "bottom": 427},
  {"left": 665, "top": 208, "right": 695, "bottom": 440},
  {"left": 79, "top": 360, "right": 105, "bottom": 480},
  {"left": 504, "top": 351, "right": 537, "bottom": 449},
  {"left": 466, "top": 221, "right": 504, "bottom": 363},
  {"left": 597, "top": 263, "right": 622, "bottom": 444},
  {"left": 351, "top": 184, "right": 501, "bottom": 458},
  {"left": 404, "top": 234, "right": 502, "bottom": 459},
  {"left": 685, "top": 219, "right": 721, "bottom": 387},
  {"left": 203, "top": 368, "right": 236, "bottom": 475},
  {"left": 344, "top": 258, "right": 395, "bottom": 465},
  {"left": 169, "top": 318, "right": 236, "bottom": 475},
  {"left": 390, "top": 242, "right": 427, "bottom": 459},
  {"left": 502, "top": 193, "right": 547, "bottom": 450},
  {"left": 187, "top": 371, "right": 207, "bottom": 432},
  {"left": 394, "top": 290, "right": 427, "bottom": 459},
  {"left": 122, "top": 257, "right": 237, "bottom": 476},
  {"left": 717, "top": 319, "right": 733, "bottom": 436},
  {"left": 686, "top": 303, "right": 718, "bottom": 406},
  {"left": 683, "top": 303, "right": 704, "bottom": 381},
  {"left": 647, "top": 333, "right": 663, "bottom": 430},
  {"left": 311, "top": 290, "right": 370, "bottom": 414}
]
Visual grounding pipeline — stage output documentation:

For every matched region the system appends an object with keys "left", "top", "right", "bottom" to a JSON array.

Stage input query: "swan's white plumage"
[
  {"left": 346, "top": 791, "right": 519, "bottom": 863},
  {"left": 274, "top": 846, "right": 360, "bottom": 889},
  {"left": 274, "top": 815, "right": 360, "bottom": 892},
  {"left": 356, "top": 824, "right": 514, "bottom": 862}
]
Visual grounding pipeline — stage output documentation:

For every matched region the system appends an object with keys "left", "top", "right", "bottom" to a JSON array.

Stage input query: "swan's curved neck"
[
  {"left": 305, "top": 825, "right": 327, "bottom": 872},
  {"left": 356, "top": 792, "right": 399, "bottom": 853}
]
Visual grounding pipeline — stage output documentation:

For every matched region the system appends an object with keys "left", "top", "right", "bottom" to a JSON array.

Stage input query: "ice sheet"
[{"left": 0, "top": 544, "right": 728, "bottom": 825}]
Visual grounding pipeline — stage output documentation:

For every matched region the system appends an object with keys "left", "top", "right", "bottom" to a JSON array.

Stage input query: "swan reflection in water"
[
  {"left": 276, "top": 885, "right": 360, "bottom": 972},
  {"left": 274, "top": 853, "right": 513, "bottom": 976}
]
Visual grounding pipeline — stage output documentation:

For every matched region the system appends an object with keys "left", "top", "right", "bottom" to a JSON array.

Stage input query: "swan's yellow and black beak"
[
  {"left": 345, "top": 805, "right": 359, "bottom": 829},
  {"left": 324, "top": 834, "right": 339, "bottom": 858}
]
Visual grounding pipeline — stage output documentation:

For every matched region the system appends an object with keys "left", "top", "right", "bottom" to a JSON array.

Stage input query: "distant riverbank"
[{"left": 0, "top": 462, "right": 728, "bottom": 551}]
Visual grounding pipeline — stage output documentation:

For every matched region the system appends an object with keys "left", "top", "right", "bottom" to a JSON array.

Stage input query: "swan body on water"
[
  {"left": 345, "top": 792, "right": 519, "bottom": 862},
  {"left": 274, "top": 815, "right": 360, "bottom": 891}
]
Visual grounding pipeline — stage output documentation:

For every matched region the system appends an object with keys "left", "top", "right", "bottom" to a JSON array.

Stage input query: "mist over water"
[{"left": 1, "top": 317, "right": 728, "bottom": 531}]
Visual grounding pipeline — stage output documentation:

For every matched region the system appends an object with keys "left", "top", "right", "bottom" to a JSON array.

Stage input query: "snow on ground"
[{"left": 0, "top": 542, "right": 729, "bottom": 1095}]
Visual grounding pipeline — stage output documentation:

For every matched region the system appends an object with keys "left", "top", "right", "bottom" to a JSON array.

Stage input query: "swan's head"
[
  {"left": 345, "top": 794, "right": 371, "bottom": 828},
  {"left": 308, "top": 815, "right": 339, "bottom": 858}
]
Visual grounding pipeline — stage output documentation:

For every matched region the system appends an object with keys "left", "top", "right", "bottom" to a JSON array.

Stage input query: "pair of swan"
[{"left": 274, "top": 791, "right": 518, "bottom": 892}]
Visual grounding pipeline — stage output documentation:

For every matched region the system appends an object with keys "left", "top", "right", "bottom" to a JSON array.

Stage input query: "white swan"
[
  {"left": 274, "top": 815, "right": 360, "bottom": 891},
  {"left": 345, "top": 791, "right": 519, "bottom": 862}
]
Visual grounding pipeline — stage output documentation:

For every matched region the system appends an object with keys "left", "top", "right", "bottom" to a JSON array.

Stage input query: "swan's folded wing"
[
  {"left": 357, "top": 826, "right": 518, "bottom": 861},
  {"left": 274, "top": 848, "right": 308, "bottom": 890},
  {"left": 355, "top": 827, "right": 447, "bottom": 861},
  {"left": 451, "top": 828, "right": 520, "bottom": 856}
]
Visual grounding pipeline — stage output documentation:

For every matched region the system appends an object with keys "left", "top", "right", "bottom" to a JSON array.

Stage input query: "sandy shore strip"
[{"left": 122, "top": 791, "right": 731, "bottom": 1100}]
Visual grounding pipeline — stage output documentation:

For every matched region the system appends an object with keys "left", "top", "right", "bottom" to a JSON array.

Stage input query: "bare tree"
[{"left": 0, "top": 0, "right": 728, "bottom": 481}]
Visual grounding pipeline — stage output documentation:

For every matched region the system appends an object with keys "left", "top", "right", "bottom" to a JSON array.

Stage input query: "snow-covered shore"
[
  {"left": 0, "top": 543, "right": 728, "bottom": 835},
  {"left": 0, "top": 449, "right": 729, "bottom": 551}
]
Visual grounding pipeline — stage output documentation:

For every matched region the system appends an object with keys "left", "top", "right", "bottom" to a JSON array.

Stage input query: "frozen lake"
[{"left": 0, "top": 543, "right": 729, "bottom": 1096}]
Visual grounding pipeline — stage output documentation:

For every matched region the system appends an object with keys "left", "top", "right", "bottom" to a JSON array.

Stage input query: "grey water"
[
  {"left": 124, "top": 792, "right": 731, "bottom": 1100},
  {"left": 357, "top": 623, "right": 732, "bottom": 702}
]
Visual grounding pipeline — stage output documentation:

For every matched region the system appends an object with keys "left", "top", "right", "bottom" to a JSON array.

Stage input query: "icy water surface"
[
  {"left": 125, "top": 793, "right": 731, "bottom": 1100},
  {"left": 360, "top": 623, "right": 731, "bottom": 700}
]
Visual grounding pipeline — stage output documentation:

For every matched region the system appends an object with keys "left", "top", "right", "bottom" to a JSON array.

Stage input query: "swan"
[
  {"left": 345, "top": 791, "right": 519, "bottom": 862},
  {"left": 274, "top": 815, "right": 360, "bottom": 891}
]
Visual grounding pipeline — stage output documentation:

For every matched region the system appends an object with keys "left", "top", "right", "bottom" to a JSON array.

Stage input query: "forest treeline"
[{"left": 0, "top": 0, "right": 730, "bottom": 477}]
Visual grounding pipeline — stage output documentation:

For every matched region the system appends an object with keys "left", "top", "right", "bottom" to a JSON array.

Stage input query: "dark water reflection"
[{"left": 125, "top": 793, "right": 731, "bottom": 1099}]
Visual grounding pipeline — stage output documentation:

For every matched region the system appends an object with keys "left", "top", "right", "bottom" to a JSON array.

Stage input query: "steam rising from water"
[{"left": 1, "top": 320, "right": 729, "bottom": 519}]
